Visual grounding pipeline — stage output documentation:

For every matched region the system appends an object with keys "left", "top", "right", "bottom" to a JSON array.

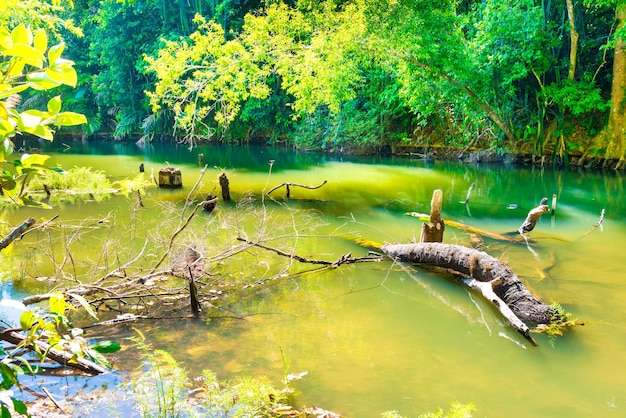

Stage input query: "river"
[{"left": 1, "top": 141, "right": 625, "bottom": 417}]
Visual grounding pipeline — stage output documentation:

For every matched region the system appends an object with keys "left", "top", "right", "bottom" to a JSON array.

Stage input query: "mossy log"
[{"left": 382, "top": 242, "right": 555, "bottom": 343}]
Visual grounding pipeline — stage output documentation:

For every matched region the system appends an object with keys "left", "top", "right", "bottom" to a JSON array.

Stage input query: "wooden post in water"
[
  {"left": 158, "top": 167, "right": 183, "bottom": 188},
  {"left": 420, "top": 189, "right": 445, "bottom": 243}
]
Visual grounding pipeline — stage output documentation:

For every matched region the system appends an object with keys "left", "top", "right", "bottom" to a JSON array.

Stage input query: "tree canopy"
[{"left": 3, "top": 0, "right": 626, "bottom": 167}]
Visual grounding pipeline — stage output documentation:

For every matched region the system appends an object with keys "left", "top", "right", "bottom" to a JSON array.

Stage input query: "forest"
[
  {"left": 2, "top": 0, "right": 625, "bottom": 168},
  {"left": 2, "top": 1, "right": 626, "bottom": 417}
]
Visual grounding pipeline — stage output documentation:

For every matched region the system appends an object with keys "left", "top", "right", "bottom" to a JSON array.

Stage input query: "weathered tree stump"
[
  {"left": 219, "top": 172, "right": 231, "bottom": 201},
  {"left": 203, "top": 193, "right": 217, "bottom": 212},
  {"left": 420, "top": 189, "right": 445, "bottom": 242},
  {"left": 158, "top": 167, "right": 182, "bottom": 188}
]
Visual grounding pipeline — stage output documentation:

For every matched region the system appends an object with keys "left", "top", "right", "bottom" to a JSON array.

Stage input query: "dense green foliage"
[{"left": 4, "top": 0, "right": 626, "bottom": 164}]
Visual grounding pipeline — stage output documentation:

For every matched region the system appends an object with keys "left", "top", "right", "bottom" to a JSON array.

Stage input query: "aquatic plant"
[{"left": 382, "top": 402, "right": 476, "bottom": 418}]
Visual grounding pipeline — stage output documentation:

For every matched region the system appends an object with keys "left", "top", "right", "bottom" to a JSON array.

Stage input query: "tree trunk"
[
  {"left": 381, "top": 243, "right": 554, "bottom": 326},
  {"left": 605, "top": 3, "right": 626, "bottom": 167},
  {"left": 566, "top": 0, "right": 579, "bottom": 80}
]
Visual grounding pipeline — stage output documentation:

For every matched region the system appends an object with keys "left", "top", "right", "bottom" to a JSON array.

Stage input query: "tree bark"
[{"left": 381, "top": 242, "right": 554, "bottom": 326}]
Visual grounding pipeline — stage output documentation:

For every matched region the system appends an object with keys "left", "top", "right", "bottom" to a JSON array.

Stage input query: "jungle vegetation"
[{"left": 3, "top": 0, "right": 626, "bottom": 168}]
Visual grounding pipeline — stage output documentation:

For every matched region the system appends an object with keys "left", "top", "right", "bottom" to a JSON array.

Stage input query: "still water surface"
[{"left": 2, "top": 141, "right": 625, "bottom": 417}]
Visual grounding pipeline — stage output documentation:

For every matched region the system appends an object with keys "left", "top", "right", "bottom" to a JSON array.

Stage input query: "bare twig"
[{"left": 267, "top": 180, "right": 327, "bottom": 197}]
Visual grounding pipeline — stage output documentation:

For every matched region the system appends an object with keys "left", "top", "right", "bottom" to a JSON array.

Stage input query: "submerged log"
[
  {"left": 158, "top": 167, "right": 182, "bottom": 188},
  {"left": 382, "top": 242, "right": 554, "bottom": 336}
]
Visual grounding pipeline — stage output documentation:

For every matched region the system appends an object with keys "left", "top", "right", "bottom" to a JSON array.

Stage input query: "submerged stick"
[{"left": 464, "top": 182, "right": 475, "bottom": 205}]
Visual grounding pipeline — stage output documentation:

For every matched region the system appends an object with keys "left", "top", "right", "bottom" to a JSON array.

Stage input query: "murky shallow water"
[{"left": 2, "top": 142, "right": 625, "bottom": 417}]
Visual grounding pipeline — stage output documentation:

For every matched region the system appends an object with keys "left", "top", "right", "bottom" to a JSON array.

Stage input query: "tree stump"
[
  {"left": 420, "top": 189, "right": 445, "bottom": 242},
  {"left": 203, "top": 193, "right": 216, "bottom": 212},
  {"left": 219, "top": 172, "right": 231, "bottom": 201},
  {"left": 158, "top": 167, "right": 182, "bottom": 188}
]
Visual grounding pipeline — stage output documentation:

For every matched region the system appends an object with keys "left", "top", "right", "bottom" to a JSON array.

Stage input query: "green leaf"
[
  {"left": 47, "top": 43, "right": 65, "bottom": 65},
  {"left": 26, "top": 72, "right": 60, "bottom": 90},
  {"left": 91, "top": 340, "right": 121, "bottom": 354},
  {"left": 19, "top": 311, "right": 36, "bottom": 331},
  {"left": 11, "top": 24, "right": 29, "bottom": 45},
  {"left": 47, "top": 96, "right": 62, "bottom": 114},
  {"left": 1, "top": 404, "right": 11, "bottom": 418},
  {"left": 33, "top": 29, "right": 47, "bottom": 54},
  {"left": 0, "top": 84, "right": 29, "bottom": 100},
  {"left": 55, "top": 112, "right": 87, "bottom": 126},
  {"left": 48, "top": 293, "right": 67, "bottom": 316},
  {"left": 66, "top": 292, "right": 98, "bottom": 319},
  {"left": 4, "top": 44, "right": 44, "bottom": 67},
  {"left": 21, "top": 153, "right": 49, "bottom": 168},
  {"left": 47, "top": 64, "right": 77, "bottom": 87},
  {"left": 0, "top": 27, "right": 11, "bottom": 50},
  {"left": 11, "top": 399, "right": 28, "bottom": 416}
]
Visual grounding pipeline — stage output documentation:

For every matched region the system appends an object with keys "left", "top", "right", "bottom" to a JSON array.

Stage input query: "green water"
[{"left": 2, "top": 142, "right": 625, "bottom": 417}]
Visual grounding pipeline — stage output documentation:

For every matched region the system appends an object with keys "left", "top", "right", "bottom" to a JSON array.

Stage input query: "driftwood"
[
  {"left": 420, "top": 189, "right": 445, "bottom": 243},
  {"left": 382, "top": 242, "right": 555, "bottom": 344},
  {"left": 0, "top": 327, "right": 108, "bottom": 375},
  {"left": 518, "top": 199, "right": 550, "bottom": 234},
  {"left": 0, "top": 217, "right": 36, "bottom": 251},
  {"left": 267, "top": 180, "right": 327, "bottom": 198}
]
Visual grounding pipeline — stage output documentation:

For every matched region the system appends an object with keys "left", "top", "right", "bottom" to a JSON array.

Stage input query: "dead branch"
[
  {"left": 237, "top": 237, "right": 383, "bottom": 267},
  {"left": 0, "top": 217, "right": 36, "bottom": 251},
  {"left": 0, "top": 327, "right": 108, "bottom": 375},
  {"left": 267, "top": 180, "right": 327, "bottom": 198},
  {"left": 518, "top": 199, "right": 550, "bottom": 234}
]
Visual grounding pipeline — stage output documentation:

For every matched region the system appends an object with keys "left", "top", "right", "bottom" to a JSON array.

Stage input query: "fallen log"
[
  {"left": 0, "top": 327, "right": 108, "bottom": 375},
  {"left": 382, "top": 242, "right": 555, "bottom": 342}
]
